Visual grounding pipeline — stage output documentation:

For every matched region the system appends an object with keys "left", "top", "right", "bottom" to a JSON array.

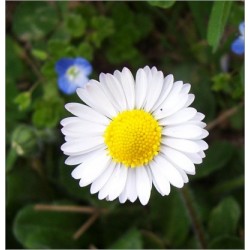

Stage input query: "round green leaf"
[
  {"left": 195, "top": 141, "right": 235, "bottom": 179},
  {"left": 148, "top": 1, "right": 175, "bottom": 8},
  {"left": 14, "top": 92, "right": 31, "bottom": 111},
  {"left": 109, "top": 228, "right": 142, "bottom": 249},
  {"left": 13, "top": 204, "right": 88, "bottom": 249},
  {"left": 13, "top": 2, "right": 58, "bottom": 41},
  {"left": 208, "top": 197, "right": 241, "bottom": 239},
  {"left": 208, "top": 236, "right": 244, "bottom": 249},
  {"left": 66, "top": 14, "right": 86, "bottom": 38}
]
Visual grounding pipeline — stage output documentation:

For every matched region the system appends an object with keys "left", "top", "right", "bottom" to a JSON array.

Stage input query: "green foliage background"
[{"left": 6, "top": 1, "right": 244, "bottom": 249}]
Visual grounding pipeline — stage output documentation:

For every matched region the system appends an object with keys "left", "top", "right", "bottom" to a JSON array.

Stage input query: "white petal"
[
  {"left": 127, "top": 168, "right": 138, "bottom": 202},
  {"left": 114, "top": 68, "right": 136, "bottom": 110},
  {"left": 144, "top": 71, "right": 164, "bottom": 112},
  {"left": 198, "top": 151, "right": 206, "bottom": 158},
  {"left": 90, "top": 161, "right": 116, "bottom": 194},
  {"left": 191, "top": 112, "right": 205, "bottom": 121},
  {"left": 162, "top": 124, "right": 203, "bottom": 139},
  {"left": 149, "top": 161, "right": 170, "bottom": 195},
  {"left": 157, "top": 81, "right": 183, "bottom": 110},
  {"left": 159, "top": 107, "right": 197, "bottom": 125},
  {"left": 119, "top": 167, "right": 137, "bottom": 203},
  {"left": 61, "top": 117, "right": 79, "bottom": 126},
  {"left": 151, "top": 74, "right": 174, "bottom": 111},
  {"left": 98, "top": 163, "right": 121, "bottom": 200},
  {"left": 65, "top": 145, "right": 106, "bottom": 165},
  {"left": 136, "top": 167, "right": 152, "bottom": 205},
  {"left": 108, "top": 164, "right": 128, "bottom": 201},
  {"left": 184, "top": 94, "right": 195, "bottom": 108},
  {"left": 65, "top": 103, "right": 110, "bottom": 125},
  {"left": 61, "top": 120, "right": 105, "bottom": 136},
  {"left": 161, "top": 137, "right": 202, "bottom": 153},
  {"left": 187, "top": 120, "right": 207, "bottom": 128},
  {"left": 154, "top": 94, "right": 189, "bottom": 119},
  {"left": 160, "top": 146, "right": 195, "bottom": 174},
  {"left": 174, "top": 166, "right": 189, "bottom": 183},
  {"left": 184, "top": 152, "right": 203, "bottom": 164},
  {"left": 181, "top": 83, "right": 191, "bottom": 94},
  {"left": 79, "top": 156, "right": 111, "bottom": 187},
  {"left": 154, "top": 154, "right": 184, "bottom": 188},
  {"left": 145, "top": 165, "right": 153, "bottom": 191},
  {"left": 76, "top": 81, "right": 117, "bottom": 118},
  {"left": 195, "top": 140, "right": 209, "bottom": 150},
  {"left": 192, "top": 129, "right": 209, "bottom": 140},
  {"left": 71, "top": 149, "right": 109, "bottom": 181},
  {"left": 61, "top": 136, "right": 104, "bottom": 155},
  {"left": 151, "top": 66, "right": 158, "bottom": 75},
  {"left": 98, "top": 74, "right": 121, "bottom": 111},
  {"left": 100, "top": 73, "right": 127, "bottom": 111},
  {"left": 135, "top": 69, "right": 148, "bottom": 109},
  {"left": 143, "top": 65, "right": 151, "bottom": 75}
]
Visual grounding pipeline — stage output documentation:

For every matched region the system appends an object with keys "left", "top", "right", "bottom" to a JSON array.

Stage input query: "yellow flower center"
[{"left": 104, "top": 110, "right": 162, "bottom": 168}]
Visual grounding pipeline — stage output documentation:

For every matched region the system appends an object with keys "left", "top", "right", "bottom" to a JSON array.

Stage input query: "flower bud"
[{"left": 11, "top": 125, "right": 41, "bottom": 157}]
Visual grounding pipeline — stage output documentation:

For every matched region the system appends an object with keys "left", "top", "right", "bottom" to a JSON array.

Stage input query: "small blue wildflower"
[
  {"left": 231, "top": 22, "right": 244, "bottom": 55},
  {"left": 55, "top": 57, "right": 92, "bottom": 94}
]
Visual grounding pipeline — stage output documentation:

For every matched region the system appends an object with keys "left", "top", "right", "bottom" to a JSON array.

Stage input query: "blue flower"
[
  {"left": 231, "top": 22, "right": 244, "bottom": 55},
  {"left": 55, "top": 57, "right": 92, "bottom": 94}
]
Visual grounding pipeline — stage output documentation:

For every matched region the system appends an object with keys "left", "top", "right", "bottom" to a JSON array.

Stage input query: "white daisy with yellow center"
[{"left": 61, "top": 66, "right": 209, "bottom": 205}]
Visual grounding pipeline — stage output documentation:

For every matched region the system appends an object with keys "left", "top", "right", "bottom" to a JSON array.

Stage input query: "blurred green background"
[{"left": 6, "top": 1, "right": 244, "bottom": 249}]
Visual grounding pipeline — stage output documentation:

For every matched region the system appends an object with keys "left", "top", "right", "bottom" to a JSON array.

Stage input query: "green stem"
[
  {"left": 180, "top": 186, "right": 207, "bottom": 249},
  {"left": 6, "top": 147, "right": 18, "bottom": 173},
  {"left": 29, "top": 80, "right": 41, "bottom": 93}
]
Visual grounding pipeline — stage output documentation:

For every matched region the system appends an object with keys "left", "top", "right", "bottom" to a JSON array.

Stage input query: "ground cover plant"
[{"left": 6, "top": 1, "right": 244, "bottom": 249}]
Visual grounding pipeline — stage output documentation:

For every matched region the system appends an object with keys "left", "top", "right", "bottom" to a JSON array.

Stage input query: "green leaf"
[
  {"left": 89, "top": 16, "right": 114, "bottom": 48},
  {"left": 208, "top": 236, "right": 244, "bottom": 249},
  {"left": 48, "top": 40, "right": 68, "bottom": 55},
  {"left": 6, "top": 148, "right": 18, "bottom": 173},
  {"left": 66, "top": 14, "right": 86, "bottom": 38},
  {"left": 195, "top": 141, "right": 235, "bottom": 179},
  {"left": 208, "top": 197, "right": 241, "bottom": 239},
  {"left": 164, "top": 192, "right": 190, "bottom": 246},
  {"left": 77, "top": 43, "right": 94, "bottom": 61},
  {"left": 207, "top": 1, "right": 232, "bottom": 52},
  {"left": 240, "top": 66, "right": 244, "bottom": 86},
  {"left": 11, "top": 124, "right": 42, "bottom": 157},
  {"left": 230, "top": 106, "right": 244, "bottom": 130},
  {"left": 150, "top": 189, "right": 190, "bottom": 247},
  {"left": 41, "top": 61, "right": 56, "bottom": 78},
  {"left": 188, "top": 2, "right": 212, "bottom": 39},
  {"left": 13, "top": 2, "right": 58, "bottom": 41},
  {"left": 6, "top": 36, "right": 24, "bottom": 82},
  {"left": 148, "top": 1, "right": 175, "bottom": 8},
  {"left": 7, "top": 166, "right": 53, "bottom": 207},
  {"left": 211, "top": 175, "right": 244, "bottom": 195},
  {"left": 14, "top": 92, "right": 31, "bottom": 111},
  {"left": 32, "top": 97, "right": 65, "bottom": 129},
  {"left": 58, "top": 159, "right": 94, "bottom": 202},
  {"left": 211, "top": 73, "right": 231, "bottom": 93},
  {"left": 31, "top": 49, "right": 48, "bottom": 61},
  {"left": 141, "top": 231, "right": 165, "bottom": 249},
  {"left": 109, "top": 228, "right": 142, "bottom": 249},
  {"left": 13, "top": 204, "right": 88, "bottom": 249},
  {"left": 192, "top": 80, "right": 216, "bottom": 122}
]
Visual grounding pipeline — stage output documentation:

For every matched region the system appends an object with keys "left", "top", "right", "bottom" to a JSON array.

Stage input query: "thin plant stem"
[
  {"left": 73, "top": 213, "right": 100, "bottom": 240},
  {"left": 34, "top": 204, "right": 106, "bottom": 214},
  {"left": 206, "top": 102, "right": 243, "bottom": 131},
  {"left": 180, "top": 186, "right": 207, "bottom": 249}
]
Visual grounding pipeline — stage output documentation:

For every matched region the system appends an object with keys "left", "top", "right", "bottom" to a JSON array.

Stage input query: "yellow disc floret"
[{"left": 104, "top": 110, "right": 162, "bottom": 168}]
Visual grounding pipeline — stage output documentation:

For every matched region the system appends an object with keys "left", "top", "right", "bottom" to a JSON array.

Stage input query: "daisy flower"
[
  {"left": 61, "top": 66, "right": 209, "bottom": 205},
  {"left": 231, "top": 22, "right": 245, "bottom": 55},
  {"left": 55, "top": 57, "right": 92, "bottom": 95}
]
